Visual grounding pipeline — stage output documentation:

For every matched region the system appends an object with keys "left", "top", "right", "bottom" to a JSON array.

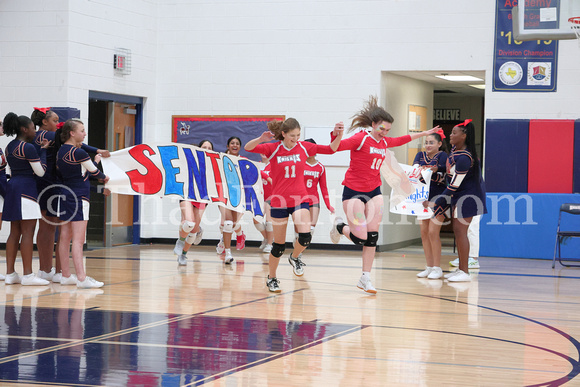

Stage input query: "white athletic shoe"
[
  {"left": 444, "top": 269, "right": 461, "bottom": 279},
  {"left": 447, "top": 269, "right": 471, "bottom": 282},
  {"left": 417, "top": 267, "right": 432, "bottom": 278},
  {"left": 449, "top": 257, "right": 480, "bottom": 269},
  {"left": 38, "top": 267, "right": 56, "bottom": 281},
  {"left": 259, "top": 238, "right": 267, "bottom": 251},
  {"left": 174, "top": 239, "right": 185, "bottom": 255},
  {"left": 52, "top": 272, "right": 62, "bottom": 283},
  {"left": 263, "top": 244, "right": 272, "bottom": 253},
  {"left": 427, "top": 267, "right": 443, "bottom": 279},
  {"left": 77, "top": 276, "right": 104, "bottom": 288},
  {"left": 5, "top": 272, "right": 21, "bottom": 285},
  {"left": 357, "top": 275, "right": 377, "bottom": 294},
  {"left": 330, "top": 217, "right": 344, "bottom": 244},
  {"left": 224, "top": 250, "right": 234, "bottom": 264},
  {"left": 177, "top": 254, "right": 187, "bottom": 266},
  {"left": 193, "top": 227, "right": 204, "bottom": 245},
  {"left": 216, "top": 237, "right": 225, "bottom": 254},
  {"left": 21, "top": 273, "right": 49, "bottom": 286},
  {"left": 60, "top": 274, "right": 78, "bottom": 285}
]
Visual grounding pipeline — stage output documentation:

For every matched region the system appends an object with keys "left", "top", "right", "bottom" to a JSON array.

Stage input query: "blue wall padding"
[
  {"left": 51, "top": 107, "right": 81, "bottom": 122},
  {"left": 484, "top": 119, "right": 529, "bottom": 193},
  {"left": 575, "top": 120, "right": 580, "bottom": 194},
  {"left": 480, "top": 193, "right": 580, "bottom": 259}
]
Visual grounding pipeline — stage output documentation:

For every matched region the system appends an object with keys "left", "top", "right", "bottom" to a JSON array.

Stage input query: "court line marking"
[
  {"left": 185, "top": 325, "right": 365, "bottom": 386},
  {"left": 0, "top": 289, "right": 307, "bottom": 365}
]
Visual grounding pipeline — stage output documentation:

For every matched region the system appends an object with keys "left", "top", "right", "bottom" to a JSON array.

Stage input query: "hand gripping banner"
[{"left": 101, "top": 143, "right": 265, "bottom": 218}]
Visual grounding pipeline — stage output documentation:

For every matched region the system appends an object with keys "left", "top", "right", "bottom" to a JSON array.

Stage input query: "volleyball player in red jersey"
[
  {"left": 303, "top": 139, "right": 335, "bottom": 231},
  {"left": 245, "top": 118, "right": 343, "bottom": 292},
  {"left": 329, "top": 96, "right": 439, "bottom": 293}
]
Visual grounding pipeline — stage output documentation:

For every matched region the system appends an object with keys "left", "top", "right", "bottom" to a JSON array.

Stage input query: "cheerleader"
[
  {"left": 173, "top": 139, "right": 213, "bottom": 265},
  {"left": 0, "top": 118, "right": 7, "bottom": 281},
  {"left": 425, "top": 120, "right": 486, "bottom": 282},
  {"left": 329, "top": 96, "right": 439, "bottom": 293},
  {"left": 56, "top": 119, "right": 109, "bottom": 288},
  {"left": 413, "top": 131, "right": 448, "bottom": 279},
  {"left": 31, "top": 108, "right": 109, "bottom": 282},
  {"left": 2, "top": 113, "right": 49, "bottom": 285},
  {"left": 216, "top": 136, "right": 247, "bottom": 264},
  {"left": 245, "top": 118, "right": 343, "bottom": 293}
]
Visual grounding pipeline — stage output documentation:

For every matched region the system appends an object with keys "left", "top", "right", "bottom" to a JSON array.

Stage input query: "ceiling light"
[
  {"left": 469, "top": 84, "right": 486, "bottom": 89},
  {"left": 436, "top": 75, "right": 483, "bottom": 82}
]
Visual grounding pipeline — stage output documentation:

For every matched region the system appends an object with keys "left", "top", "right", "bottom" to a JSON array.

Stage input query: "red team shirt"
[
  {"left": 261, "top": 163, "right": 272, "bottom": 201},
  {"left": 250, "top": 141, "right": 334, "bottom": 208},
  {"left": 304, "top": 161, "right": 332, "bottom": 208},
  {"left": 335, "top": 130, "right": 412, "bottom": 192}
]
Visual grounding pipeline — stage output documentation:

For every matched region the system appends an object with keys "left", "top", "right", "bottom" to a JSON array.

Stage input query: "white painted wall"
[{"left": 1, "top": 0, "right": 579, "bottom": 247}]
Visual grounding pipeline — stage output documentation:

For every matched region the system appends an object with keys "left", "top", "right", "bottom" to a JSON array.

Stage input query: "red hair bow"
[
  {"left": 456, "top": 119, "right": 472, "bottom": 127},
  {"left": 33, "top": 107, "right": 51, "bottom": 114},
  {"left": 56, "top": 122, "right": 65, "bottom": 129},
  {"left": 436, "top": 128, "right": 446, "bottom": 139}
]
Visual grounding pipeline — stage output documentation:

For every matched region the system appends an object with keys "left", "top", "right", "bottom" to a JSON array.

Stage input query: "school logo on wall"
[
  {"left": 498, "top": 61, "right": 523, "bottom": 86},
  {"left": 527, "top": 62, "right": 551, "bottom": 86}
]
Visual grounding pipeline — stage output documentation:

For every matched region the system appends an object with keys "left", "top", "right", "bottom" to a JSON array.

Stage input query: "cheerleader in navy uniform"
[
  {"left": 0, "top": 119, "right": 7, "bottom": 281},
  {"left": 56, "top": 119, "right": 109, "bottom": 288},
  {"left": 413, "top": 130, "right": 448, "bottom": 279},
  {"left": 2, "top": 113, "right": 50, "bottom": 286},
  {"left": 245, "top": 118, "right": 343, "bottom": 293},
  {"left": 425, "top": 119, "right": 487, "bottom": 282}
]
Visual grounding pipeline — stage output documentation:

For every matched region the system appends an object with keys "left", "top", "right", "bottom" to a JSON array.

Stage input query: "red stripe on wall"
[{"left": 528, "top": 119, "right": 575, "bottom": 193}]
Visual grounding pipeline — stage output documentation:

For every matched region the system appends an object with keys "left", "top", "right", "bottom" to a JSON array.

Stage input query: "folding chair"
[{"left": 552, "top": 203, "right": 580, "bottom": 268}]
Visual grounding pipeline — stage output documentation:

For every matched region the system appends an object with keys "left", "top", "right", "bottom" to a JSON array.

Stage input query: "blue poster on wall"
[{"left": 493, "top": 0, "right": 559, "bottom": 92}]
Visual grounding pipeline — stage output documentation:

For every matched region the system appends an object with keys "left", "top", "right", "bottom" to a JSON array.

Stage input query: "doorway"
[{"left": 88, "top": 92, "right": 143, "bottom": 247}]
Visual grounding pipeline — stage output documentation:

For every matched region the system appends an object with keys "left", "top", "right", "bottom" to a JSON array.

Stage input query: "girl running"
[
  {"left": 173, "top": 139, "right": 214, "bottom": 265},
  {"left": 329, "top": 96, "right": 439, "bottom": 293},
  {"left": 245, "top": 118, "right": 343, "bottom": 293}
]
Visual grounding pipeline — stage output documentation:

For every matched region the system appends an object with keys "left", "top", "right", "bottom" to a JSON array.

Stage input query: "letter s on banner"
[{"left": 126, "top": 144, "right": 163, "bottom": 194}]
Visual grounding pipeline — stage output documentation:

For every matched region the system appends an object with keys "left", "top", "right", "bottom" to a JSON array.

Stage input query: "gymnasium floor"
[{"left": 0, "top": 243, "right": 579, "bottom": 386}]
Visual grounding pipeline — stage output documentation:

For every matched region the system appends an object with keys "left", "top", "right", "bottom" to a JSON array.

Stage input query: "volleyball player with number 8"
[{"left": 245, "top": 118, "right": 343, "bottom": 293}]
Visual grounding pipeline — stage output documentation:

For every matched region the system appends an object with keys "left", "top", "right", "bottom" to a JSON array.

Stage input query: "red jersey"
[
  {"left": 335, "top": 130, "right": 411, "bottom": 192},
  {"left": 250, "top": 141, "right": 334, "bottom": 208},
  {"left": 261, "top": 163, "right": 272, "bottom": 201},
  {"left": 304, "top": 161, "right": 332, "bottom": 209}
]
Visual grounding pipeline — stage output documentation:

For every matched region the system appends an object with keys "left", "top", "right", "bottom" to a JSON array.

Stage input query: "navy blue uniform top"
[
  {"left": 33, "top": 130, "right": 98, "bottom": 183},
  {"left": 56, "top": 144, "right": 106, "bottom": 196},
  {"left": 0, "top": 147, "right": 7, "bottom": 197},
  {"left": 6, "top": 139, "right": 46, "bottom": 178},
  {"left": 434, "top": 147, "right": 487, "bottom": 217},
  {"left": 413, "top": 150, "right": 448, "bottom": 199}
]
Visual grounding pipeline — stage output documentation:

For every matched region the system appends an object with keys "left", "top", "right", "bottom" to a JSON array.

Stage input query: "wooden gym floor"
[{"left": 0, "top": 243, "right": 579, "bottom": 386}]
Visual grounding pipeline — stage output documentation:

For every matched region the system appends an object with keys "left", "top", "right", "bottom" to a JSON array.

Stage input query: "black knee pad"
[
  {"left": 350, "top": 232, "right": 367, "bottom": 246},
  {"left": 297, "top": 232, "right": 312, "bottom": 247},
  {"left": 270, "top": 242, "right": 286, "bottom": 258},
  {"left": 364, "top": 231, "right": 379, "bottom": 247}
]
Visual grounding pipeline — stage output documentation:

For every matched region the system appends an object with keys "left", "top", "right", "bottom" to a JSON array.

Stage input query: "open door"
[{"left": 106, "top": 103, "right": 136, "bottom": 246}]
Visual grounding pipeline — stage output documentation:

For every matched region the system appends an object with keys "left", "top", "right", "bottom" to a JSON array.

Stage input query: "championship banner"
[
  {"left": 390, "top": 164, "right": 433, "bottom": 219},
  {"left": 101, "top": 143, "right": 265, "bottom": 218},
  {"left": 380, "top": 149, "right": 415, "bottom": 208}
]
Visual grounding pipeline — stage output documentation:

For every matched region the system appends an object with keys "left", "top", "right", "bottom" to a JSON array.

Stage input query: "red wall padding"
[{"left": 528, "top": 120, "right": 575, "bottom": 193}]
